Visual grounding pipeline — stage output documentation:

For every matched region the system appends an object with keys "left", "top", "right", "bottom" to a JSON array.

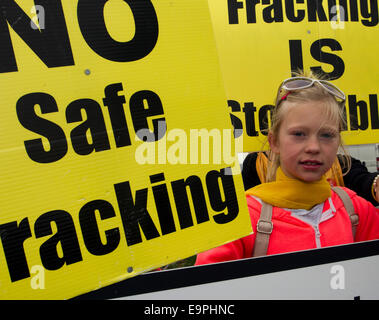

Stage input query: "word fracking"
[
  {"left": 227, "top": 0, "right": 378, "bottom": 27},
  {"left": 0, "top": 167, "right": 239, "bottom": 282}
]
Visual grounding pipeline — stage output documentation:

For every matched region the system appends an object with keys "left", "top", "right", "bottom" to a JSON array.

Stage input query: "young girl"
[{"left": 196, "top": 73, "right": 379, "bottom": 264}]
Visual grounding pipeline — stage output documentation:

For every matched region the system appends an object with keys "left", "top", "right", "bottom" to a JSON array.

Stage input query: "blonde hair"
[{"left": 265, "top": 71, "right": 351, "bottom": 182}]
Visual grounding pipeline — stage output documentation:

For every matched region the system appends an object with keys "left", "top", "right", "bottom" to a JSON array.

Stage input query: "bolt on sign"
[
  {"left": 208, "top": 0, "right": 379, "bottom": 151},
  {"left": 0, "top": 0, "right": 252, "bottom": 299}
]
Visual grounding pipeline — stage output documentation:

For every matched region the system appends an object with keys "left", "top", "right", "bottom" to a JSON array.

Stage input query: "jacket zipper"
[{"left": 314, "top": 225, "right": 321, "bottom": 248}]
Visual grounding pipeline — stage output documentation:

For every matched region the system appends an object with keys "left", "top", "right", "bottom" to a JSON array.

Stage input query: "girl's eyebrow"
[
  {"left": 286, "top": 125, "right": 307, "bottom": 130},
  {"left": 318, "top": 125, "right": 339, "bottom": 132},
  {"left": 286, "top": 125, "right": 339, "bottom": 132}
]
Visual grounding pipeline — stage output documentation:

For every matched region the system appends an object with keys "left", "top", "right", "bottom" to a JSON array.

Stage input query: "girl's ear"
[{"left": 268, "top": 131, "right": 279, "bottom": 154}]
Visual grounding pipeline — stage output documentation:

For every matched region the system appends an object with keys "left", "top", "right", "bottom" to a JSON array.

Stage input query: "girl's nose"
[{"left": 305, "top": 136, "right": 321, "bottom": 153}]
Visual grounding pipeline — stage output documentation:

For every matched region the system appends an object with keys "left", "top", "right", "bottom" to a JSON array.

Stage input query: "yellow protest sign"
[
  {"left": 208, "top": 0, "right": 379, "bottom": 151},
  {"left": 0, "top": 0, "right": 252, "bottom": 299}
]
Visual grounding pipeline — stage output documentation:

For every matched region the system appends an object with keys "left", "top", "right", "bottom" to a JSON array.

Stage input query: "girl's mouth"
[{"left": 300, "top": 160, "right": 323, "bottom": 169}]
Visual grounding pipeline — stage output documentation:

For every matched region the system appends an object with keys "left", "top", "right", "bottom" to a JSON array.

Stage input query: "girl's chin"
[{"left": 297, "top": 173, "right": 324, "bottom": 183}]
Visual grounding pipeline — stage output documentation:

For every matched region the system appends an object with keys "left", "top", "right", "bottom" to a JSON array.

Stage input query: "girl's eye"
[
  {"left": 320, "top": 132, "right": 336, "bottom": 139},
  {"left": 292, "top": 131, "right": 305, "bottom": 137}
]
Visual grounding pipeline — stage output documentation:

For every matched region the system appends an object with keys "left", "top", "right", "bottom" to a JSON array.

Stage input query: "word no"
[{"left": 0, "top": 0, "right": 158, "bottom": 73}]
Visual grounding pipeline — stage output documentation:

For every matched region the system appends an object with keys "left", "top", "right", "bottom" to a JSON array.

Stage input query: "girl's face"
[{"left": 269, "top": 100, "right": 340, "bottom": 182}]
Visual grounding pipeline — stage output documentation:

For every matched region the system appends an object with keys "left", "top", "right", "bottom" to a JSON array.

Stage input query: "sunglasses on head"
[{"left": 277, "top": 77, "right": 346, "bottom": 102}]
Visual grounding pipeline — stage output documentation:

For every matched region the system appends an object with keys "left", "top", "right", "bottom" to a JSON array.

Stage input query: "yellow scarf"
[{"left": 246, "top": 167, "right": 331, "bottom": 210}]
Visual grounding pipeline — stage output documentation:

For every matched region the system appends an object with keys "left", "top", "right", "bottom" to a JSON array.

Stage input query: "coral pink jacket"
[{"left": 196, "top": 187, "right": 379, "bottom": 265}]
